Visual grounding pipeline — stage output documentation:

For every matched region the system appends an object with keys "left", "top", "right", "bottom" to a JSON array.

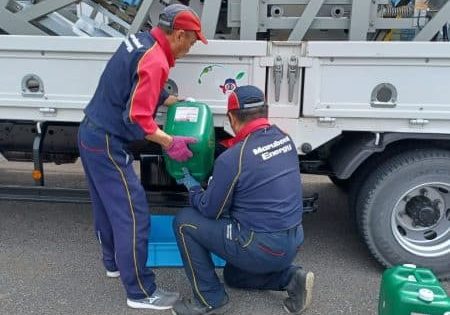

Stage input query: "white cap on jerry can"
[
  {"left": 418, "top": 288, "right": 434, "bottom": 303},
  {"left": 403, "top": 263, "right": 417, "bottom": 268}
]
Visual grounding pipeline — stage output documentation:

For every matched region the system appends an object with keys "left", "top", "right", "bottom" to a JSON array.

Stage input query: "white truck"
[{"left": 0, "top": 0, "right": 449, "bottom": 278}]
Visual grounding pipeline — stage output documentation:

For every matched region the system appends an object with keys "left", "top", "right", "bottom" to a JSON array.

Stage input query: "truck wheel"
[{"left": 356, "top": 149, "right": 450, "bottom": 279}]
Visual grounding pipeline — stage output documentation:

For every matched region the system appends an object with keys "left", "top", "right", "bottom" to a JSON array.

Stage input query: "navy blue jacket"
[
  {"left": 84, "top": 28, "right": 173, "bottom": 142},
  {"left": 189, "top": 125, "right": 303, "bottom": 232}
]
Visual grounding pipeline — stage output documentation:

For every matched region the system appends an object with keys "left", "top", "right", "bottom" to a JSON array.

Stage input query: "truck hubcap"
[
  {"left": 405, "top": 195, "right": 441, "bottom": 227},
  {"left": 391, "top": 183, "right": 450, "bottom": 257}
]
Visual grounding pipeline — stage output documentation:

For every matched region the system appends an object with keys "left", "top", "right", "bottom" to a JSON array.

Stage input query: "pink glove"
[{"left": 164, "top": 136, "right": 197, "bottom": 162}]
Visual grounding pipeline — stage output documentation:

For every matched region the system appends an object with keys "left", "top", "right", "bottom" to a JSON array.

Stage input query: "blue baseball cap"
[{"left": 227, "top": 85, "right": 265, "bottom": 111}]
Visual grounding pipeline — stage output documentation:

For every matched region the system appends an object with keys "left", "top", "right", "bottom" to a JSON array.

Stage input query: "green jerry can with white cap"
[
  {"left": 378, "top": 264, "right": 450, "bottom": 315},
  {"left": 163, "top": 101, "right": 215, "bottom": 182}
]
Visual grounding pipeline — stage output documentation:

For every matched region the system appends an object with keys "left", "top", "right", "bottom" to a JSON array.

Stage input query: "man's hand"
[
  {"left": 164, "top": 136, "right": 197, "bottom": 162},
  {"left": 163, "top": 95, "right": 179, "bottom": 106},
  {"left": 176, "top": 167, "right": 200, "bottom": 190}
]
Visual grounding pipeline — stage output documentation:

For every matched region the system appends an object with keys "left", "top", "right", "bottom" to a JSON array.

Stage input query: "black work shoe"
[
  {"left": 283, "top": 269, "right": 314, "bottom": 314},
  {"left": 171, "top": 294, "right": 230, "bottom": 315}
]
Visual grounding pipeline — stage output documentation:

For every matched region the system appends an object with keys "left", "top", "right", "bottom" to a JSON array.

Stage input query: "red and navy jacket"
[
  {"left": 189, "top": 121, "right": 303, "bottom": 232},
  {"left": 84, "top": 28, "right": 174, "bottom": 142}
]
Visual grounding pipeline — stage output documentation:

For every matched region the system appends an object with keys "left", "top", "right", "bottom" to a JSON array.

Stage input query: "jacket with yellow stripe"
[
  {"left": 84, "top": 28, "right": 172, "bottom": 142},
  {"left": 188, "top": 125, "right": 303, "bottom": 232}
]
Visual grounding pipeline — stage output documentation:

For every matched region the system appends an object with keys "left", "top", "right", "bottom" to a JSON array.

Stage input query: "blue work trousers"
[
  {"left": 78, "top": 118, "right": 156, "bottom": 299},
  {"left": 173, "top": 207, "right": 303, "bottom": 308}
]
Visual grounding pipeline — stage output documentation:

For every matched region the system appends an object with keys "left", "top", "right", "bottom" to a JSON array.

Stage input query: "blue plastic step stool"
[{"left": 146, "top": 215, "right": 226, "bottom": 268}]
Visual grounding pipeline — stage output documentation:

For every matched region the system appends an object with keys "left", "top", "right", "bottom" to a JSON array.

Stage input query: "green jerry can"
[
  {"left": 163, "top": 101, "right": 215, "bottom": 182},
  {"left": 378, "top": 264, "right": 450, "bottom": 315}
]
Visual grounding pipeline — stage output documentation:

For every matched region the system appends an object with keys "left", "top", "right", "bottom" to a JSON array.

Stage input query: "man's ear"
[
  {"left": 174, "top": 29, "right": 185, "bottom": 42},
  {"left": 228, "top": 112, "right": 236, "bottom": 128}
]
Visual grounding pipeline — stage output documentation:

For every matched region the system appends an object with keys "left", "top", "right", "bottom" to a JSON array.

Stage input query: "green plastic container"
[
  {"left": 163, "top": 101, "right": 215, "bottom": 181},
  {"left": 378, "top": 264, "right": 450, "bottom": 315}
]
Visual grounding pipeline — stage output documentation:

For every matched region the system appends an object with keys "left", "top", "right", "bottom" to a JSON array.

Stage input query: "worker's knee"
[
  {"left": 173, "top": 207, "right": 197, "bottom": 231},
  {"left": 223, "top": 264, "right": 233, "bottom": 286},
  {"left": 223, "top": 263, "right": 242, "bottom": 288}
]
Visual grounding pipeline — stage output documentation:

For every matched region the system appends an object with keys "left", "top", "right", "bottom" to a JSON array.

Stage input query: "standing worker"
[
  {"left": 77, "top": 4, "right": 207, "bottom": 310},
  {"left": 173, "top": 85, "right": 314, "bottom": 315}
]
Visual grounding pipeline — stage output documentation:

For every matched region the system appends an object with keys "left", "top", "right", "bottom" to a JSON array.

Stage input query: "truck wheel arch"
[{"left": 328, "top": 132, "right": 450, "bottom": 180}]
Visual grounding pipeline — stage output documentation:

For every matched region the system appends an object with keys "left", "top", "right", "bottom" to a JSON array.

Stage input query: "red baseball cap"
[{"left": 158, "top": 4, "right": 208, "bottom": 44}]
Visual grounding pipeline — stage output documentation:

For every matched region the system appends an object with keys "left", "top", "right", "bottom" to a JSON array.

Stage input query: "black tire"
[
  {"left": 347, "top": 170, "right": 369, "bottom": 234},
  {"left": 348, "top": 156, "right": 385, "bottom": 232},
  {"left": 328, "top": 175, "right": 350, "bottom": 191},
  {"left": 356, "top": 149, "right": 450, "bottom": 280},
  {"left": 348, "top": 146, "right": 415, "bottom": 233}
]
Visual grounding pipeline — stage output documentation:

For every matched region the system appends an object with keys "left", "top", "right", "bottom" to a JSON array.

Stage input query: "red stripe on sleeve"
[{"left": 129, "top": 45, "right": 169, "bottom": 135}]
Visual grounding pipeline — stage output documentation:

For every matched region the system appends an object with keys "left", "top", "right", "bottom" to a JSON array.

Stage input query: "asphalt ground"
[{"left": 0, "top": 159, "right": 448, "bottom": 315}]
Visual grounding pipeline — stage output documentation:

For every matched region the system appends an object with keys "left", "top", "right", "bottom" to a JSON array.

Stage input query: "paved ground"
[{"left": 0, "top": 160, "right": 448, "bottom": 315}]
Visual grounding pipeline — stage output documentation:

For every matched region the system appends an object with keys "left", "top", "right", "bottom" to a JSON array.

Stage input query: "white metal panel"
[
  {"left": 0, "top": 36, "right": 119, "bottom": 122},
  {"left": 0, "top": 36, "right": 267, "bottom": 123},
  {"left": 278, "top": 116, "right": 450, "bottom": 153},
  {"left": 0, "top": 36, "right": 267, "bottom": 56},
  {"left": 271, "top": 117, "right": 341, "bottom": 153},
  {"left": 184, "top": 40, "right": 267, "bottom": 56},
  {"left": 304, "top": 41, "right": 450, "bottom": 58},
  {"left": 303, "top": 41, "right": 450, "bottom": 121},
  {"left": 170, "top": 55, "right": 266, "bottom": 115},
  {"left": 0, "top": 35, "right": 122, "bottom": 52}
]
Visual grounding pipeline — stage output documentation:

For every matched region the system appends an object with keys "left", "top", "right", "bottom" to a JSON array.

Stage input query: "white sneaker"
[
  {"left": 106, "top": 270, "right": 120, "bottom": 278},
  {"left": 127, "top": 288, "right": 180, "bottom": 310}
]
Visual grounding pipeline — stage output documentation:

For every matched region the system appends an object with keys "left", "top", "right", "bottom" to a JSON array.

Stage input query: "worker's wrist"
[
  {"left": 164, "top": 95, "right": 179, "bottom": 106},
  {"left": 161, "top": 135, "right": 173, "bottom": 150},
  {"left": 189, "top": 185, "right": 203, "bottom": 192},
  {"left": 145, "top": 129, "right": 173, "bottom": 150}
]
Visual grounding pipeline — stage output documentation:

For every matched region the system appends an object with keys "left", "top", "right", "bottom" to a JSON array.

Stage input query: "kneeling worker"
[{"left": 172, "top": 85, "right": 314, "bottom": 315}]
